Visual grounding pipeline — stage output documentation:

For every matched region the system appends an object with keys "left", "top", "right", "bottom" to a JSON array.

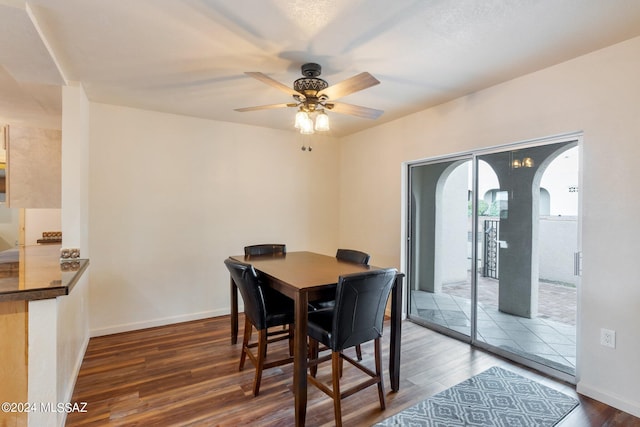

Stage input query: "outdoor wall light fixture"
[{"left": 512, "top": 156, "right": 534, "bottom": 168}]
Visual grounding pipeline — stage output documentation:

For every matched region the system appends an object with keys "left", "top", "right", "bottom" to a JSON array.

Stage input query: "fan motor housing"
[
  {"left": 301, "top": 62, "right": 322, "bottom": 77},
  {"left": 294, "top": 62, "right": 328, "bottom": 99}
]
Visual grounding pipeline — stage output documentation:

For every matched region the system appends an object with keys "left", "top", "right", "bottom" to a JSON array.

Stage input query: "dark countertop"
[{"left": 0, "top": 244, "right": 89, "bottom": 302}]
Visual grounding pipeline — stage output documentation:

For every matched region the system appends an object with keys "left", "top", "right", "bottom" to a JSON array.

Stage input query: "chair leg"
[
  {"left": 331, "top": 351, "right": 343, "bottom": 427},
  {"left": 239, "top": 318, "right": 252, "bottom": 371},
  {"left": 309, "top": 338, "right": 319, "bottom": 377},
  {"left": 253, "top": 329, "right": 268, "bottom": 396},
  {"left": 374, "top": 338, "right": 386, "bottom": 410},
  {"left": 355, "top": 344, "right": 362, "bottom": 361},
  {"left": 288, "top": 325, "right": 294, "bottom": 356}
]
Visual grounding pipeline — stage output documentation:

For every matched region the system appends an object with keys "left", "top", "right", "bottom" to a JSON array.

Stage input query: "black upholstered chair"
[
  {"left": 244, "top": 244, "right": 286, "bottom": 257},
  {"left": 224, "top": 258, "right": 294, "bottom": 396},
  {"left": 309, "top": 249, "right": 371, "bottom": 359},
  {"left": 335, "top": 248, "right": 370, "bottom": 265},
  {"left": 309, "top": 249, "right": 370, "bottom": 311},
  {"left": 306, "top": 268, "right": 397, "bottom": 427}
]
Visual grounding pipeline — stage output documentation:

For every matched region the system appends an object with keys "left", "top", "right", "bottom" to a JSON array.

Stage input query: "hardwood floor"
[{"left": 66, "top": 315, "right": 640, "bottom": 426}]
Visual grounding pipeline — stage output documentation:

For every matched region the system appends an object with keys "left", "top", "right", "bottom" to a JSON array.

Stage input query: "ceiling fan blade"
[
  {"left": 244, "top": 72, "right": 301, "bottom": 97},
  {"left": 318, "top": 72, "right": 380, "bottom": 100},
  {"left": 327, "top": 102, "right": 384, "bottom": 119},
  {"left": 234, "top": 103, "right": 297, "bottom": 112}
]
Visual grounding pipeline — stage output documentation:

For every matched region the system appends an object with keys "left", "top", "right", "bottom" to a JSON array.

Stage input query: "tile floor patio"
[{"left": 409, "top": 276, "right": 577, "bottom": 375}]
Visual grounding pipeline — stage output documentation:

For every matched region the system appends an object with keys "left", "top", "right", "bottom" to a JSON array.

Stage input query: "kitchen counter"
[
  {"left": 0, "top": 244, "right": 89, "bottom": 427},
  {"left": 0, "top": 244, "right": 89, "bottom": 302}
]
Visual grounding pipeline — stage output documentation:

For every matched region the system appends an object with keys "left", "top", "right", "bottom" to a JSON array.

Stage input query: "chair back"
[
  {"left": 224, "top": 258, "right": 267, "bottom": 330},
  {"left": 244, "top": 244, "right": 286, "bottom": 256},
  {"left": 336, "top": 248, "right": 370, "bottom": 265},
  {"left": 331, "top": 268, "right": 397, "bottom": 351}
]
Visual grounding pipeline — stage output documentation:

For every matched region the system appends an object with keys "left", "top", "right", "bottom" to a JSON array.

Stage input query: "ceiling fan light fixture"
[
  {"left": 299, "top": 114, "right": 314, "bottom": 134},
  {"left": 315, "top": 110, "right": 330, "bottom": 132}
]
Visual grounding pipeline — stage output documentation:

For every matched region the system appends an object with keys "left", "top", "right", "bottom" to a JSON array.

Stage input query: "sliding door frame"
[{"left": 403, "top": 132, "right": 582, "bottom": 384}]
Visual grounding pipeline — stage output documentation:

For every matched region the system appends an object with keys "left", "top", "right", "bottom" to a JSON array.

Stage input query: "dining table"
[{"left": 228, "top": 251, "right": 404, "bottom": 427}]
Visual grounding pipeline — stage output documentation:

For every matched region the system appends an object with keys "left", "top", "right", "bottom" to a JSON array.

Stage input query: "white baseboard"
[
  {"left": 577, "top": 381, "right": 640, "bottom": 418},
  {"left": 90, "top": 309, "right": 229, "bottom": 337}
]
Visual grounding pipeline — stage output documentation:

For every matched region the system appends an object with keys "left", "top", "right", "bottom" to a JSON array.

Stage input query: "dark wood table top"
[{"left": 231, "top": 251, "right": 377, "bottom": 290}]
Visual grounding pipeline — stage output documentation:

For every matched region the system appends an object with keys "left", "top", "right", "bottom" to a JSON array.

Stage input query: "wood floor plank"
[{"left": 66, "top": 315, "right": 640, "bottom": 426}]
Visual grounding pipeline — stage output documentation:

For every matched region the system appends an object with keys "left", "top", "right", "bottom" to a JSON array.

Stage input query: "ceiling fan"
[{"left": 234, "top": 63, "right": 383, "bottom": 133}]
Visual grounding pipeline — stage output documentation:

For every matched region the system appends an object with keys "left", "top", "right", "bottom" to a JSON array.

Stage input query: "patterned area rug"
[{"left": 375, "top": 366, "right": 578, "bottom": 426}]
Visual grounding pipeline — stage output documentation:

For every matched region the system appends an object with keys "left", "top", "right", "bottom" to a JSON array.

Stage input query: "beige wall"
[
  {"left": 88, "top": 104, "right": 339, "bottom": 335},
  {"left": 339, "top": 36, "right": 640, "bottom": 416}
]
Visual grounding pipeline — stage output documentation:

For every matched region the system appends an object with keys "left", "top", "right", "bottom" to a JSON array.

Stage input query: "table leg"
[
  {"left": 293, "top": 291, "right": 308, "bottom": 426},
  {"left": 389, "top": 274, "right": 403, "bottom": 391},
  {"left": 230, "top": 277, "right": 238, "bottom": 344}
]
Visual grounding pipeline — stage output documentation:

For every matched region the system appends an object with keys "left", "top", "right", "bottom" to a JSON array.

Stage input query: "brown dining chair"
[
  {"left": 309, "top": 248, "right": 371, "bottom": 360},
  {"left": 224, "top": 258, "right": 294, "bottom": 396},
  {"left": 307, "top": 268, "right": 397, "bottom": 427},
  {"left": 244, "top": 244, "right": 286, "bottom": 256}
]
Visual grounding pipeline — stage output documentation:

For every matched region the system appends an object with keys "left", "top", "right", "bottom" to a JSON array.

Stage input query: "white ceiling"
[{"left": 2, "top": 0, "right": 640, "bottom": 136}]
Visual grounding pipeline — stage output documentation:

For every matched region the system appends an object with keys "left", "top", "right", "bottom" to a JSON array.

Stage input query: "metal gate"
[{"left": 483, "top": 219, "right": 499, "bottom": 279}]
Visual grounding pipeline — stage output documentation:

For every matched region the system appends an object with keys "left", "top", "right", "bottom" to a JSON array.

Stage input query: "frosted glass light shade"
[
  {"left": 294, "top": 110, "right": 308, "bottom": 129},
  {"left": 315, "top": 111, "right": 330, "bottom": 131},
  {"left": 299, "top": 115, "right": 314, "bottom": 134}
]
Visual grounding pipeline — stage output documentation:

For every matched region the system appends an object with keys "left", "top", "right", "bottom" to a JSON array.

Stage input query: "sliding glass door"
[
  {"left": 407, "top": 155, "right": 473, "bottom": 339},
  {"left": 407, "top": 138, "right": 579, "bottom": 380}
]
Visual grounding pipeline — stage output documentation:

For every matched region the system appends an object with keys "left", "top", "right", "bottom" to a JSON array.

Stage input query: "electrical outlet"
[{"left": 600, "top": 328, "right": 616, "bottom": 349}]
